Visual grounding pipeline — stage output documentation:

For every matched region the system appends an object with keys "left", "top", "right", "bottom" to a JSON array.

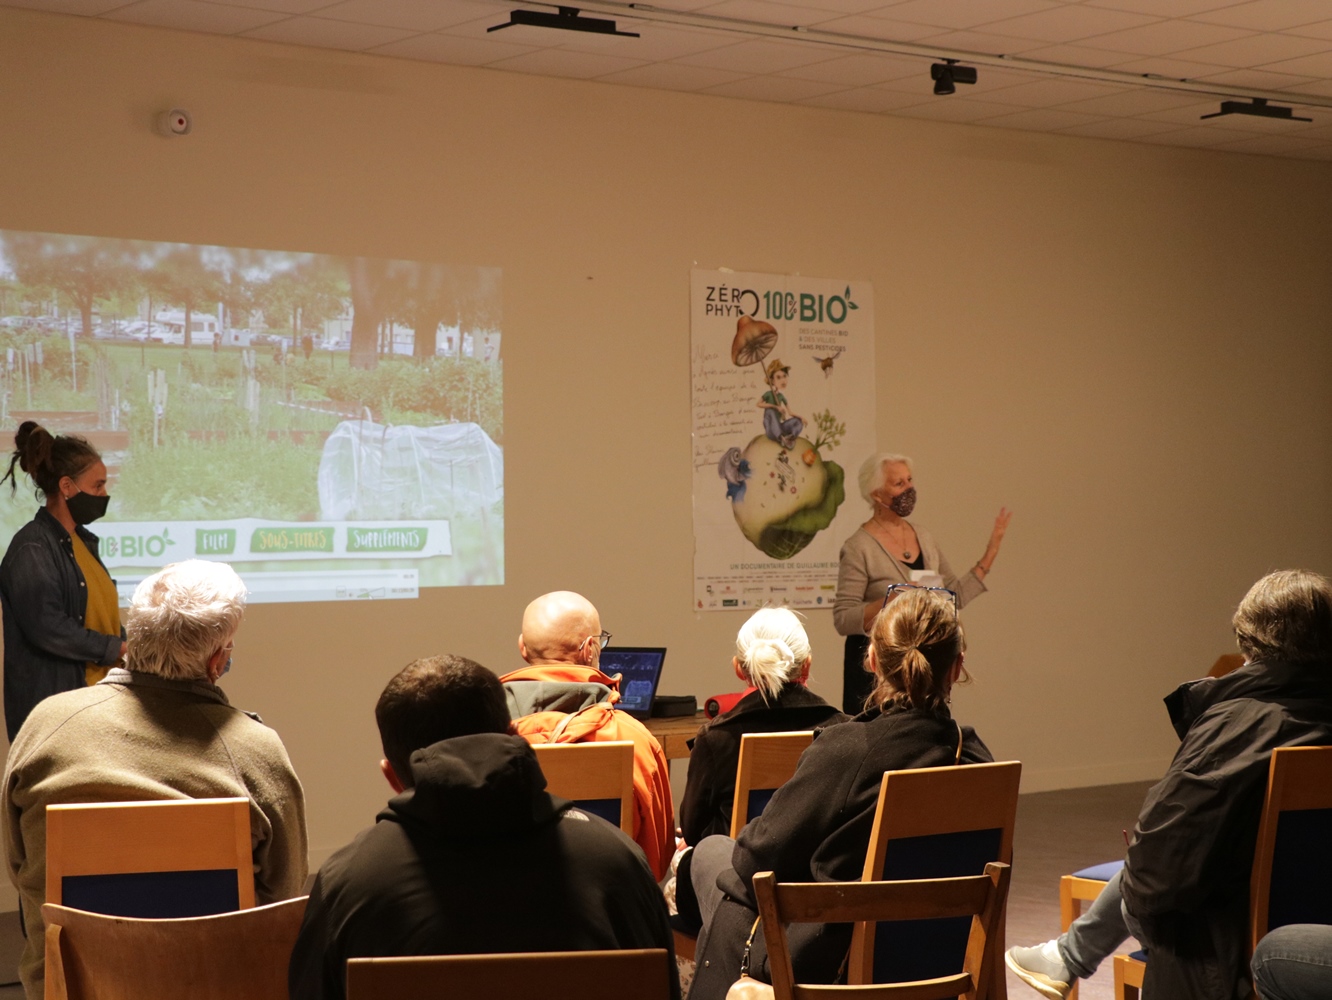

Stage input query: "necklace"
[{"left": 871, "top": 514, "right": 914, "bottom": 560}]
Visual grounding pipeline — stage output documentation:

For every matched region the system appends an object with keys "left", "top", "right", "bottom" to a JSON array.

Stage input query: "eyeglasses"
[
  {"left": 584, "top": 630, "right": 612, "bottom": 650},
  {"left": 882, "top": 583, "right": 958, "bottom": 616}
]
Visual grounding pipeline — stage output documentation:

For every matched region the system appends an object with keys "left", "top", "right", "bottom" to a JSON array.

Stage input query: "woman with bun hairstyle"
[
  {"left": 0, "top": 422, "right": 124, "bottom": 740},
  {"left": 685, "top": 587, "right": 993, "bottom": 1000},
  {"left": 679, "top": 607, "right": 846, "bottom": 848}
]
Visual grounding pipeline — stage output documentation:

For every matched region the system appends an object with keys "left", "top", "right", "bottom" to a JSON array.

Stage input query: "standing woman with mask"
[
  {"left": 833, "top": 452, "right": 1010, "bottom": 713},
  {"left": 1, "top": 422, "right": 124, "bottom": 740}
]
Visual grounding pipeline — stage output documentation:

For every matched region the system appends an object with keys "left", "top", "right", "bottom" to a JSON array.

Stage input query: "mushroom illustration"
[{"left": 731, "top": 316, "right": 779, "bottom": 368}]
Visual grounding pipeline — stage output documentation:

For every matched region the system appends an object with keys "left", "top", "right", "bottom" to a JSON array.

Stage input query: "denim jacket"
[{"left": 1, "top": 507, "right": 123, "bottom": 740}]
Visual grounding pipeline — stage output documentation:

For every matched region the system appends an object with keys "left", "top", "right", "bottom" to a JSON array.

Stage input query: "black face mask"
[
  {"left": 66, "top": 491, "right": 110, "bottom": 526},
  {"left": 889, "top": 487, "right": 917, "bottom": 517}
]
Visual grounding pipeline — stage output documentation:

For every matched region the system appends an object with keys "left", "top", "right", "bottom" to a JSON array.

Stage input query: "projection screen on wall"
[{"left": 0, "top": 229, "right": 503, "bottom": 602}]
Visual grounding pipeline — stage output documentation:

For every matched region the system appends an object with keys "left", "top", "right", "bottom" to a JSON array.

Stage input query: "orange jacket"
[{"left": 502, "top": 665, "right": 675, "bottom": 880}]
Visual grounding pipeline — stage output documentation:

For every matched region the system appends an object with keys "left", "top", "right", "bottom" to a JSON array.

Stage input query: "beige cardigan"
[
  {"left": 3, "top": 668, "right": 308, "bottom": 998},
  {"left": 833, "top": 523, "right": 986, "bottom": 636}
]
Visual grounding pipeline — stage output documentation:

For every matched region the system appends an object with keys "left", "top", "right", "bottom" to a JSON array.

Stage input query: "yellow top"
[{"left": 69, "top": 532, "right": 121, "bottom": 685}]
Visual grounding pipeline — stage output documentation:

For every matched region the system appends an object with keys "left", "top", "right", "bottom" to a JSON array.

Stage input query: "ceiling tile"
[
  {"left": 1061, "top": 86, "right": 1214, "bottom": 115},
  {"left": 368, "top": 31, "right": 537, "bottom": 64},
  {"left": 974, "top": 106, "right": 1106, "bottom": 129},
  {"left": 1193, "top": 66, "right": 1319, "bottom": 88},
  {"left": 807, "top": 13, "right": 942, "bottom": 41},
  {"left": 484, "top": 46, "right": 650, "bottom": 78},
  {"left": 1083, "top": 0, "right": 1253, "bottom": 15},
  {"left": 553, "top": 22, "right": 736, "bottom": 60},
  {"left": 777, "top": 51, "right": 920, "bottom": 84},
  {"left": 694, "top": 0, "right": 848, "bottom": 28},
  {"left": 970, "top": 76, "right": 1125, "bottom": 106},
  {"left": 909, "top": 28, "right": 1049, "bottom": 55},
  {"left": 1283, "top": 19, "right": 1332, "bottom": 41},
  {"left": 1191, "top": 0, "right": 1332, "bottom": 31},
  {"left": 1077, "top": 19, "right": 1254, "bottom": 56},
  {"left": 0, "top": 0, "right": 132, "bottom": 14},
  {"left": 313, "top": 0, "right": 501, "bottom": 32},
  {"left": 673, "top": 37, "right": 843, "bottom": 72},
  {"left": 242, "top": 15, "right": 417, "bottom": 49},
  {"left": 1060, "top": 117, "right": 1186, "bottom": 138},
  {"left": 1286, "top": 78, "right": 1332, "bottom": 97},
  {"left": 1281, "top": 143, "right": 1332, "bottom": 158},
  {"left": 1104, "top": 54, "right": 1235, "bottom": 77},
  {"left": 1135, "top": 123, "right": 1257, "bottom": 145},
  {"left": 199, "top": 0, "right": 334, "bottom": 11},
  {"left": 979, "top": 5, "right": 1162, "bottom": 44},
  {"left": 1171, "top": 30, "right": 1331, "bottom": 66},
  {"left": 105, "top": 0, "right": 287, "bottom": 33},
  {"left": 783, "top": 0, "right": 907, "bottom": 14},
  {"left": 890, "top": 96, "right": 1030, "bottom": 121},
  {"left": 596, "top": 61, "right": 751, "bottom": 90},
  {"left": 796, "top": 84, "right": 940, "bottom": 112},
  {"left": 1259, "top": 49, "right": 1332, "bottom": 76},
  {"left": 863, "top": 0, "right": 1061, "bottom": 32},
  {"left": 701, "top": 74, "right": 850, "bottom": 100},
  {"left": 1211, "top": 132, "right": 1332, "bottom": 153},
  {"left": 1138, "top": 98, "right": 1252, "bottom": 122}
]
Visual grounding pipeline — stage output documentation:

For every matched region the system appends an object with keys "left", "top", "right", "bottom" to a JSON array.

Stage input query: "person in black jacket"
[
  {"left": 686, "top": 586, "right": 992, "bottom": 1000},
  {"left": 1006, "top": 569, "right": 1332, "bottom": 1000},
  {"left": 288, "top": 653, "right": 680, "bottom": 1000},
  {"left": 0, "top": 422, "right": 124, "bottom": 741},
  {"left": 679, "top": 607, "right": 847, "bottom": 847}
]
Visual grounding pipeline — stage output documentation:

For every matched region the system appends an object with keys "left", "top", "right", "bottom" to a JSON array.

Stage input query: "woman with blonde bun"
[
  {"left": 679, "top": 607, "right": 845, "bottom": 847},
  {"left": 0, "top": 421, "right": 124, "bottom": 740},
  {"left": 687, "top": 588, "right": 993, "bottom": 1000}
]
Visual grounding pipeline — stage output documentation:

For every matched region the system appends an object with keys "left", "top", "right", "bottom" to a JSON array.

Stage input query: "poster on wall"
[{"left": 691, "top": 269, "right": 875, "bottom": 611}]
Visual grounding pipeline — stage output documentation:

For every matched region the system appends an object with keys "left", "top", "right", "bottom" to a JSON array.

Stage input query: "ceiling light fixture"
[
  {"left": 1200, "top": 98, "right": 1312, "bottom": 122},
  {"left": 488, "top": 6, "right": 640, "bottom": 37},
  {"left": 931, "top": 60, "right": 977, "bottom": 97}
]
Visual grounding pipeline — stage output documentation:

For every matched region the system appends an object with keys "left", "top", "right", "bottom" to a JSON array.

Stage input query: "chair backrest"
[
  {"left": 345, "top": 948, "right": 672, "bottom": 1000},
  {"left": 532, "top": 741, "right": 635, "bottom": 834},
  {"left": 46, "top": 798, "right": 254, "bottom": 918},
  {"left": 850, "top": 760, "right": 1022, "bottom": 986},
  {"left": 1249, "top": 745, "right": 1332, "bottom": 948},
  {"left": 41, "top": 895, "right": 307, "bottom": 1000},
  {"left": 729, "top": 731, "right": 815, "bottom": 839},
  {"left": 755, "top": 864, "right": 1011, "bottom": 1000}
]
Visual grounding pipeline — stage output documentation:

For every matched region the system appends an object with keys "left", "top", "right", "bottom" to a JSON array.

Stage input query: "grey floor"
[{"left": 0, "top": 781, "right": 1151, "bottom": 1000}]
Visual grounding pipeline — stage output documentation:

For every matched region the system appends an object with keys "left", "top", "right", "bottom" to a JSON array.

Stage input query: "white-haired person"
[
  {"left": 678, "top": 607, "right": 846, "bottom": 848},
  {"left": 833, "top": 452, "right": 1011, "bottom": 712},
  {"left": 3, "top": 559, "right": 308, "bottom": 1000}
]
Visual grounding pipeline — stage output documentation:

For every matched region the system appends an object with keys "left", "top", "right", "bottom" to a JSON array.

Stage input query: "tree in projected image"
[{"left": 2, "top": 233, "right": 136, "bottom": 339}]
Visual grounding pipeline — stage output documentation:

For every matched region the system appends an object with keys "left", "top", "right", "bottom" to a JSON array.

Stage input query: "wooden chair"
[
  {"left": 1112, "top": 745, "right": 1332, "bottom": 999},
  {"left": 848, "top": 760, "right": 1020, "bottom": 997},
  {"left": 46, "top": 798, "right": 254, "bottom": 917},
  {"left": 1060, "top": 652, "right": 1246, "bottom": 1000},
  {"left": 42, "top": 895, "right": 307, "bottom": 1000},
  {"left": 754, "top": 864, "right": 1011, "bottom": 1000},
  {"left": 729, "top": 731, "right": 815, "bottom": 839},
  {"left": 345, "top": 948, "right": 673, "bottom": 1000},
  {"left": 532, "top": 741, "right": 635, "bottom": 835}
]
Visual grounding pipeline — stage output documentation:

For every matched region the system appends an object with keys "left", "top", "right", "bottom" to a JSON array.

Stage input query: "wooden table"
[{"left": 643, "top": 711, "right": 706, "bottom": 760}]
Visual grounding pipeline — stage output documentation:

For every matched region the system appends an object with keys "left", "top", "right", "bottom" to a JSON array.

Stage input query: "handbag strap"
[
  {"left": 954, "top": 720, "right": 963, "bottom": 765},
  {"left": 739, "top": 916, "right": 762, "bottom": 976}
]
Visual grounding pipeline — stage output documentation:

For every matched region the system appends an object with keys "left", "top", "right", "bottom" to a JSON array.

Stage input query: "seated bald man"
[{"left": 501, "top": 591, "right": 675, "bottom": 879}]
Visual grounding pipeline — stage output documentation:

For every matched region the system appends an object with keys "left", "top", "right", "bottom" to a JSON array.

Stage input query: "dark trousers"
[{"left": 842, "top": 635, "right": 872, "bottom": 714}]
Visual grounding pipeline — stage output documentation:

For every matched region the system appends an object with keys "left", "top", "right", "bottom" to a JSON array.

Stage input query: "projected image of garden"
[{"left": 0, "top": 229, "right": 503, "bottom": 602}]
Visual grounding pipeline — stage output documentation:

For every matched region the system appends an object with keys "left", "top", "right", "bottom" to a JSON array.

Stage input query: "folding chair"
[
  {"left": 850, "top": 760, "right": 1022, "bottom": 999},
  {"left": 533, "top": 741, "right": 635, "bottom": 834},
  {"left": 1112, "top": 745, "right": 1332, "bottom": 999},
  {"left": 754, "top": 864, "right": 1011, "bottom": 1000},
  {"left": 45, "top": 798, "right": 254, "bottom": 917},
  {"left": 729, "top": 731, "right": 815, "bottom": 839},
  {"left": 346, "top": 948, "right": 673, "bottom": 1000},
  {"left": 42, "top": 896, "right": 306, "bottom": 1000}
]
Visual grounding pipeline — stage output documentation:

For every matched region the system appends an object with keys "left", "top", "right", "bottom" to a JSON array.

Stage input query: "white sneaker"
[{"left": 1005, "top": 940, "right": 1073, "bottom": 1000}]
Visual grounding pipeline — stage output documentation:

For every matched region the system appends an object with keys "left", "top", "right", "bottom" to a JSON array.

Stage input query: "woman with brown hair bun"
[
  {"left": 685, "top": 586, "right": 993, "bottom": 1000},
  {"left": 0, "top": 421, "right": 125, "bottom": 740}
]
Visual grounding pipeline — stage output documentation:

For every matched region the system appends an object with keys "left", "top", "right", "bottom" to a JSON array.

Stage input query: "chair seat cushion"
[
  {"left": 1072, "top": 860, "right": 1125, "bottom": 882},
  {"left": 1128, "top": 950, "right": 1147, "bottom": 963}
]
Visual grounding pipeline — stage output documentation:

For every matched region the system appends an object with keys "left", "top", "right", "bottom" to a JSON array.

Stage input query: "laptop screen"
[{"left": 600, "top": 647, "right": 667, "bottom": 719}]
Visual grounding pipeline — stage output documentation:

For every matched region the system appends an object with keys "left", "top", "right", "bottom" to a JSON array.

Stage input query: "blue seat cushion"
[
  {"left": 1268, "top": 808, "right": 1332, "bottom": 931},
  {"left": 1128, "top": 950, "right": 1147, "bottom": 962},
  {"left": 746, "top": 788, "right": 777, "bottom": 825},
  {"left": 62, "top": 869, "right": 240, "bottom": 919},
  {"left": 1072, "top": 861, "right": 1124, "bottom": 882},
  {"left": 574, "top": 798, "right": 622, "bottom": 827}
]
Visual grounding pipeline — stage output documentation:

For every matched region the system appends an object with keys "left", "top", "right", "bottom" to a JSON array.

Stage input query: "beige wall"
[{"left": 2, "top": 6, "right": 1331, "bottom": 889}]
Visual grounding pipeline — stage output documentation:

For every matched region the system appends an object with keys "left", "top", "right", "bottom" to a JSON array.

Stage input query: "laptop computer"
[{"left": 599, "top": 647, "right": 667, "bottom": 721}]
